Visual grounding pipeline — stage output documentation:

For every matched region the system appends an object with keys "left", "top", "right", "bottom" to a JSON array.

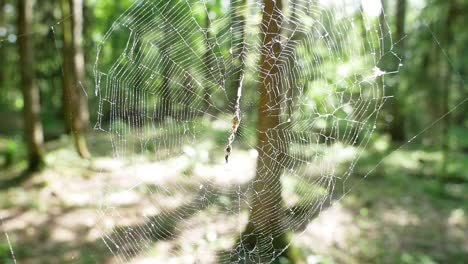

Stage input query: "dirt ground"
[{"left": 0, "top": 141, "right": 466, "bottom": 264}]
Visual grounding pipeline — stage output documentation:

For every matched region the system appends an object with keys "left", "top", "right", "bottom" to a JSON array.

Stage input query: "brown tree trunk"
[
  {"left": 377, "top": 0, "right": 405, "bottom": 141},
  {"left": 18, "top": 0, "right": 45, "bottom": 171},
  {"left": 227, "top": 0, "right": 246, "bottom": 110},
  {"left": 238, "top": 0, "right": 301, "bottom": 262},
  {"left": 441, "top": 2, "right": 456, "bottom": 175},
  {"left": 158, "top": 44, "right": 172, "bottom": 120},
  {"left": 388, "top": 0, "right": 407, "bottom": 142},
  {"left": 0, "top": 0, "right": 4, "bottom": 100},
  {"left": 71, "top": 0, "right": 89, "bottom": 128},
  {"left": 203, "top": 13, "right": 214, "bottom": 112},
  {"left": 284, "top": 0, "right": 309, "bottom": 118},
  {"left": 61, "top": 0, "right": 90, "bottom": 158}
]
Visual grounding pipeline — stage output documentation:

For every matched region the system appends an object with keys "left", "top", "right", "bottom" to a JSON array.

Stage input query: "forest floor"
[{"left": 0, "top": 134, "right": 467, "bottom": 264}]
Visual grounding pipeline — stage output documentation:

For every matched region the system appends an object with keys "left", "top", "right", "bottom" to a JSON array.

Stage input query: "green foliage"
[{"left": 0, "top": 242, "right": 17, "bottom": 264}]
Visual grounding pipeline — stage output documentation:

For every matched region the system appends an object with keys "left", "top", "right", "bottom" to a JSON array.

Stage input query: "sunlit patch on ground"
[{"left": 0, "top": 136, "right": 466, "bottom": 263}]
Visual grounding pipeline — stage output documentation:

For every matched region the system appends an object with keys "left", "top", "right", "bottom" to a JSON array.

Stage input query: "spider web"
[{"left": 92, "top": 0, "right": 395, "bottom": 262}]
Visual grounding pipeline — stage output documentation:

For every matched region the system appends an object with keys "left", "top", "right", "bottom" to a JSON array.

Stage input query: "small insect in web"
[
  {"left": 231, "top": 114, "right": 240, "bottom": 132},
  {"left": 225, "top": 145, "right": 231, "bottom": 163},
  {"left": 225, "top": 113, "right": 241, "bottom": 163}
]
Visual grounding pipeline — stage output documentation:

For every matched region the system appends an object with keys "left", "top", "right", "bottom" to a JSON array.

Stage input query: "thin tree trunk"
[
  {"left": 203, "top": 13, "right": 213, "bottom": 112},
  {"left": 284, "top": 0, "right": 309, "bottom": 118},
  {"left": 71, "top": 0, "right": 89, "bottom": 128},
  {"left": 158, "top": 44, "right": 172, "bottom": 120},
  {"left": 61, "top": 0, "right": 74, "bottom": 133},
  {"left": 0, "top": 0, "right": 4, "bottom": 101},
  {"left": 388, "top": 0, "right": 407, "bottom": 141},
  {"left": 238, "top": 0, "right": 301, "bottom": 262},
  {"left": 228, "top": 0, "right": 246, "bottom": 110},
  {"left": 441, "top": 2, "right": 455, "bottom": 176},
  {"left": 18, "top": 0, "right": 45, "bottom": 171},
  {"left": 61, "top": 0, "right": 90, "bottom": 158},
  {"left": 377, "top": 0, "right": 405, "bottom": 141}
]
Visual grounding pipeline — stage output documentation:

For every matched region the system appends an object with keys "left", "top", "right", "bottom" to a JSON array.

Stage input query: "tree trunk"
[
  {"left": 71, "top": 0, "right": 89, "bottom": 129},
  {"left": 18, "top": 0, "right": 45, "bottom": 171},
  {"left": 158, "top": 43, "right": 172, "bottom": 121},
  {"left": 227, "top": 0, "right": 246, "bottom": 110},
  {"left": 388, "top": 0, "right": 407, "bottom": 141},
  {"left": 284, "top": 0, "right": 309, "bottom": 118},
  {"left": 0, "top": 0, "right": 4, "bottom": 101},
  {"left": 61, "top": 0, "right": 90, "bottom": 158},
  {"left": 202, "top": 13, "right": 214, "bottom": 113},
  {"left": 61, "top": 0, "right": 73, "bottom": 134},
  {"left": 441, "top": 2, "right": 456, "bottom": 176},
  {"left": 238, "top": 0, "right": 301, "bottom": 262},
  {"left": 377, "top": 0, "right": 406, "bottom": 141}
]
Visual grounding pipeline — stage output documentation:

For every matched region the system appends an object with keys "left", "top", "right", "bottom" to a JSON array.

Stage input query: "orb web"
[{"left": 93, "top": 0, "right": 394, "bottom": 262}]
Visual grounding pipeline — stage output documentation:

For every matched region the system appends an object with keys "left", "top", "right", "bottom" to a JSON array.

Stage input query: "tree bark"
[
  {"left": 202, "top": 13, "right": 214, "bottom": 112},
  {"left": 388, "top": 0, "right": 407, "bottom": 142},
  {"left": 0, "top": 0, "right": 4, "bottom": 99},
  {"left": 18, "top": 0, "right": 45, "bottom": 171},
  {"left": 238, "top": 0, "right": 301, "bottom": 262},
  {"left": 284, "top": 0, "right": 310, "bottom": 118},
  {"left": 441, "top": 1, "right": 456, "bottom": 175},
  {"left": 227, "top": 0, "right": 246, "bottom": 110},
  {"left": 61, "top": 0, "right": 90, "bottom": 158},
  {"left": 70, "top": 0, "right": 89, "bottom": 127},
  {"left": 377, "top": 0, "right": 406, "bottom": 141},
  {"left": 158, "top": 36, "right": 173, "bottom": 120}
]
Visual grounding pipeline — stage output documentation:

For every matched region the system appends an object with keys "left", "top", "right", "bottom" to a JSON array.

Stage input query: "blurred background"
[{"left": 0, "top": 0, "right": 467, "bottom": 263}]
